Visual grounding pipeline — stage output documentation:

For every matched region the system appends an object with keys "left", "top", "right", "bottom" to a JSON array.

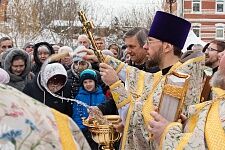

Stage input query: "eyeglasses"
[
  {"left": 145, "top": 40, "right": 162, "bottom": 46},
  {"left": 48, "top": 80, "right": 64, "bottom": 86},
  {"left": 206, "top": 47, "right": 220, "bottom": 52}
]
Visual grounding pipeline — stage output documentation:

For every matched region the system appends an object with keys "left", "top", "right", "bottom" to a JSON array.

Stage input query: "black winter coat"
[
  {"left": 67, "top": 69, "right": 80, "bottom": 99},
  {"left": 23, "top": 74, "right": 73, "bottom": 117}
]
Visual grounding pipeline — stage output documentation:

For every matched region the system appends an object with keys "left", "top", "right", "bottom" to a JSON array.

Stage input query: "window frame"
[
  {"left": 215, "top": 26, "right": 224, "bottom": 40},
  {"left": 192, "top": 0, "right": 202, "bottom": 13},
  {"left": 192, "top": 25, "right": 201, "bottom": 38},
  {"left": 216, "top": 0, "right": 225, "bottom": 13}
]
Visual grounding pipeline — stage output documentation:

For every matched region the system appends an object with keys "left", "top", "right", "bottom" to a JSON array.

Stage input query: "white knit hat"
[{"left": 41, "top": 63, "right": 67, "bottom": 87}]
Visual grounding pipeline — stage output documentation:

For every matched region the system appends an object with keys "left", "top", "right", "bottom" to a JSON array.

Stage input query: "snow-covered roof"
[
  {"left": 0, "top": 29, "right": 61, "bottom": 48},
  {"left": 31, "top": 29, "right": 61, "bottom": 44},
  {"left": 49, "top": 17, "right": 111, "bottom": 28},
  {"left": 49, "top": 20, "right": 82, "bottom": 28}
]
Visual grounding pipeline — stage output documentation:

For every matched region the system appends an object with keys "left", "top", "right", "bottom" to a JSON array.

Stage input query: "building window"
[
  {"left": 216, "top": 0, "right": 225, "bottom": 13},
  {"left": 192, "top": 0, "right": 201, "bottom": 13},
  {"left": 216, "top": 26, "right": 224, "bottom": 39},
  {"left": 192, "top": 26, "right": 201, "bottom": 37}
]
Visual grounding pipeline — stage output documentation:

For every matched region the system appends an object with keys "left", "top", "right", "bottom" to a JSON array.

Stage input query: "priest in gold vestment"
[
  {"left": 82, "top": 11, "right": 205, "bottom": 150},
  {"left": 148, "top": 50, "right": 225, "bottom": 150}
]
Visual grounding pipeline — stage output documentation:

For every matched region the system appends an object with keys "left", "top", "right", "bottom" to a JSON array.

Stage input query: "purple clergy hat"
[{"left": 148, "top": 11, "right": 191, "bottom": 50}]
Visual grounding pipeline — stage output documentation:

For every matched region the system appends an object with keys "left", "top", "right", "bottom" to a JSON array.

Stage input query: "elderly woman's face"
[{"left": 38, "top": 47, "right": 50, "bottom": 63}]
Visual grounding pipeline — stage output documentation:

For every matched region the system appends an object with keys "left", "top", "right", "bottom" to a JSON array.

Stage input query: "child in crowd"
[{"left": 72, "top": 69, "right": 105, "bottom": 150}]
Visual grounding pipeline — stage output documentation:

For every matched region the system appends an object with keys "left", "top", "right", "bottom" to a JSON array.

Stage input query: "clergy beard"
[
  {"left": 210, "top": 70, "right": 225, "bottom": 90},
  {"left": 146, "top": 47, "right": 162, "bottom": 68},
  {"left": 205, "top": 60, "right": 213, "bottom": 67},
  {"left": 205, "top": 59, "right": 217, "bottom": 67},
  {"left": 205, "top": 56, "right": 218, "bottom": 67}
]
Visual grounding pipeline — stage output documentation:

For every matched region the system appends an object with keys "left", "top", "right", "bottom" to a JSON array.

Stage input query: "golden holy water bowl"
[{"left": 82, "top": 115, "right": 121, "bottom": 150}]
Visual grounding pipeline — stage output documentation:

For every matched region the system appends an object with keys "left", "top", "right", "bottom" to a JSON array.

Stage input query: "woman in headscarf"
[
  {"left": 31, "top": 42, "right": 55, "bottom": 75},
  {"left": 23, "top": 63, "right": 73, "bottom": 117},
  {"left": 3, "top": 48, "right": 34, "bottom": 91}
]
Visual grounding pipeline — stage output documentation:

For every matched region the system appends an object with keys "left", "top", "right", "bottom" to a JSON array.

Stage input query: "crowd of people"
[
  {"left": 0, "top": 10, "right": 225, "bottom": 150},
  {"left": 0, "top": 33, "right": 123, "bottom": 150}
]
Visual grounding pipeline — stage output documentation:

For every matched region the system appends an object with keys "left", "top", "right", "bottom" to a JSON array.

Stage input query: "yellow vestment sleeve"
[{"left": 52, "top": 109, "right": 78, "bottom": 150}]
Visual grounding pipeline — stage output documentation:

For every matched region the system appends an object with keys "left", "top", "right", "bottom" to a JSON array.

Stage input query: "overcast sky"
[{"left": 78, "top": 0, "right": 163, "bottom": 26}]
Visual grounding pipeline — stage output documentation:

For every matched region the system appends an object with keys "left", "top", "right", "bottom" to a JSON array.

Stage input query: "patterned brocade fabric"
[
  {"left": 161, "top": 93, "right": 225, "bottom": 150},
  {"left": 104, "top": 55, "right": 125, "bottom": 73},
  {"left": 104, "top": 55, "right": 205, "bottom": 150},
  {"left": 161, "top": 102, "right": 211, "bottom": 150},
  {"left": 0, "top": 84, "right": 90, "bottom": 150},
  {"left": 109, "top": 80, "right": 131, "bottom": 108}
]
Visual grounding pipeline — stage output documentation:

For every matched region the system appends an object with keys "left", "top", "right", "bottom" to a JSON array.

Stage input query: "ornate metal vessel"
[{"left": 83, "top": 115, "right": 121, "bottom": 150}]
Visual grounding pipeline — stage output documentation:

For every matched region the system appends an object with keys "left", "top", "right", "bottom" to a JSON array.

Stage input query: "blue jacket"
[{"left": 72, "top": 85, "right": 105, "bottom": 129}]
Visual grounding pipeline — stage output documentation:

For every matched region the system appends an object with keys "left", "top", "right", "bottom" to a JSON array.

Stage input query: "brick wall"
[
  {"left": 0, "top": 0, "right": 8, "bottom": 22},
  {"left": 163, "top": 0, "right": 225, "bottom": 42},
  {"left": 184, "top": 0, "right": 225, "bottom": 42}
]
